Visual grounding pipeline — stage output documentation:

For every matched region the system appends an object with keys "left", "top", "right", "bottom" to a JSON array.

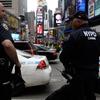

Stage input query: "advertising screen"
[
  {"left": 54, "top": 13, "right": 62, "bottom": 27},
  {"left": 36, "top": 24, "right": 43, "bottom": 35},
  {"left": 88, "top": 0, "right": 95, "bottom": 19},
  {"left": 95, "top": 0, "right": 100, "bottom": 16},
  {"left": 55, "top": 14, "right": 62, "bottom": 25},
  {"left": 11, "top": 33, "right": 20, "bottom": 41},
  {"left": 76, "top": 0, "right": 86, "bottom": 12},
  {"left": 36, "top": 15, "right": 43, "bottom": 23},
  {"left": 36, "top": 6, "right": 43, "bottom": 16}
]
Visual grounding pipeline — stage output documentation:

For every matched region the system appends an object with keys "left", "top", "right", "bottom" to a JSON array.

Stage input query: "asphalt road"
[
  {"left": 12, "top": 60, "right": 100, "bottom": 100},
  {"left": 12, "top": 60, "right": 66, "bottom": 100}
]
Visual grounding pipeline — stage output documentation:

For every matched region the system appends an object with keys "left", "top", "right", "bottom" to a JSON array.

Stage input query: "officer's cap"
[{"left": 72, "top": 11, "right": 88, "bottom": 21}]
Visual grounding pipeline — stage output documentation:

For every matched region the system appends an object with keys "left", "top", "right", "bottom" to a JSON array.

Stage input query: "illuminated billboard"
[
  {"left": 36, "top": 24, "right": 43, "bottom": 35},
  {"left": 88, "top": 0, "right": 100, "bottom": 19},
  {"left": 36, "top": 15, "right": 43, "bottom": 23},
  {"left": 95, "top": 0, "right": 100, "bottom": 16},
  {"left": 54, "top": 13, "right": 62, "bottom": 27},
  {"left": 88, "top": 0, "right": 95, "bottom": 18},
  {"left": 36, "top": 6, "right": 44, "bottom": 43},
  {"left": 76, "top": 0, "right": 86, "bottom": 12}
]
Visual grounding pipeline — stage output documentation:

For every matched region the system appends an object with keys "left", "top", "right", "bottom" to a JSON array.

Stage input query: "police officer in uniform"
[
  {"left": 0, "top": 3, "right": 21, "bottom": 100},
  {"left": 60, "top": 11, "right": 100, "bottom": 100}
]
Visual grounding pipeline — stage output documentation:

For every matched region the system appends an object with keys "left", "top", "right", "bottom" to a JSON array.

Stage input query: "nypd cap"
[{"left": 72, "top": 11, "right": 88, "bottom": 21}]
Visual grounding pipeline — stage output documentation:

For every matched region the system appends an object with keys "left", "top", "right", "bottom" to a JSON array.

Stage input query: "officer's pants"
[
  {"left": 45, "top": 84, "right": 72, "bottom": 100},
  {"left": 45, "top": 71, "right": 97, "bottom": 100},
  {"left": 0, "top": 82, "right": 12, "bottom": 100},
  {"left": 70, "top": 71, "right": 97, "bottom": 100}
]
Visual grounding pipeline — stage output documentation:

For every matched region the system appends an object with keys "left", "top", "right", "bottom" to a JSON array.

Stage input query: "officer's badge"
[{"left": 2, "top": 23, "right": 9, "bottom": 30}]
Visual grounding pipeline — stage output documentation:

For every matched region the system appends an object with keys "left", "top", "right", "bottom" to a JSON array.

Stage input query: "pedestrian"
[
  {"left": 59, "top": 11, "right": 100, "bottom": 100},
  {"left": 0, "top": 2, "right": 21, "bottom": 100}
]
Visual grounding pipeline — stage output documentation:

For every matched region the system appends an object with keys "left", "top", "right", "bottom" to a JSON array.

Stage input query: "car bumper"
[{"left": 23, "top": 65, "right": 52, "bottom": 87}]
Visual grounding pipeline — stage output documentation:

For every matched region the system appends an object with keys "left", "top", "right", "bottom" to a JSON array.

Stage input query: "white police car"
[{"left": 12, "top": 49, "right": 52, "bottom": 87}]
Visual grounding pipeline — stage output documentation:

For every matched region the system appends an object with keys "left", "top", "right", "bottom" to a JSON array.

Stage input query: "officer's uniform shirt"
[
  {"left": 0, "top": 22, "right": 14, "bottom": 82},
  {"left": 60, "top": 24, "right": 100, "bottom": 73}
]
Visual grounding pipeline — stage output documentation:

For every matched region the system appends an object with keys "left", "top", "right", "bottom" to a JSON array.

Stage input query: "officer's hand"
[
  {"left": 15, "top": 63, "right": 21, "bottom": 76},
  {"left": 16, "top": 62, "right": 21, "bottom": 68}
]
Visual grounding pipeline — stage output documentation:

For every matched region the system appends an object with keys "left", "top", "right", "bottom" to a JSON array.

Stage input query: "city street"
[
  {"left": 12, "top": 60, "right": 100, "bottom": 100},
  {"left": 12, "top": 60, "right": 66, "bottom": 100},
  {"left": 0, "top": 0, "right": 100, "bottom": 100}
]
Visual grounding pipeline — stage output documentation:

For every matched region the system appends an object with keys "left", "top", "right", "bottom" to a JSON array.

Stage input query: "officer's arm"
[
  {"left": 59, "top": 41, "right": 69, "bottom": 66},
  {"left": 98, "top": 34, "right": 100, "bottom": 55},
  {"left": 1, "top": 39, "right": 21, "bottom": 68},
  {"left": 59, "top": 34, "right": 75, "bottom": 67}
]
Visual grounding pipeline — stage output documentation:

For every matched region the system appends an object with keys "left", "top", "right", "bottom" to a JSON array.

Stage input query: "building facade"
[
  {"left": 48, "top": 9, "right": 53, "bottom": 28},
  {"left": 0, "top": 0, "right": 27, "bottom": 17},
  {"left": 25, "top": 11, "right": 35, "bottom": 34}
]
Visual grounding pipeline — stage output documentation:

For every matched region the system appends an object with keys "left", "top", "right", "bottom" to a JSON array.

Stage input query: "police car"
[{"left": 12, "top": 49, "right": 52, "bottom": 87}]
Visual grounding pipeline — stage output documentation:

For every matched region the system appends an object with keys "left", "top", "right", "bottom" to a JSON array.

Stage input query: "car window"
[
  {"left": 34, "top": 45, "right": 48, "bottom": 51},
  {"left": 36, "top": 45, "right": 47, "bottom": 51},
  {"left": 29, "top": 42, "right": 37, "bottom": 50},
  {"left": 14, "top": 42, "right": 31, "bottom": 50},
  {"left": 40, "top": 45, "right": 49, "bottom": 50},
  {"left": 16, "top": 49, "right": 33, "bottom": 58}
]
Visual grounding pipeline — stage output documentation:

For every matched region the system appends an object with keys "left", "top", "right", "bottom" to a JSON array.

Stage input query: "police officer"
[
  {"left": 60, "top": 11, "right": 100, "bottom": 100},
  {"left": 0, "top": 3, "right": 21, "bottom": 100}
]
